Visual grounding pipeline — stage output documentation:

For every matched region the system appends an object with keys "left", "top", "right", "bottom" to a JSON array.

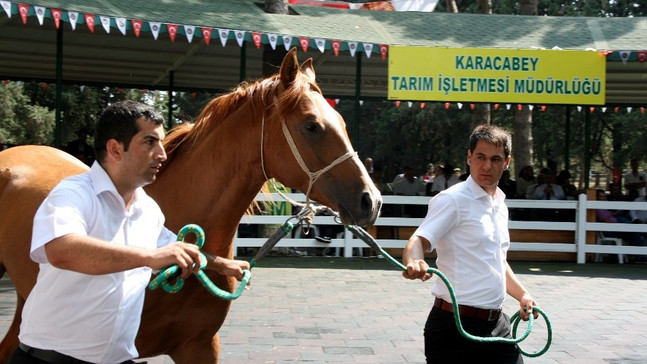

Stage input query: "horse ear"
[
  {"left": 279, "top": 47, "right": 300, "bottom": 89},
  {"left": 300, "top": 58, "right": 316, "bottom": 82}
]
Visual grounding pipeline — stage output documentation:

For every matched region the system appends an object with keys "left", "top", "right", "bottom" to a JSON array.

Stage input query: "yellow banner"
[{"left": 388, "top": 47, "right": 606, "bottom": 105}]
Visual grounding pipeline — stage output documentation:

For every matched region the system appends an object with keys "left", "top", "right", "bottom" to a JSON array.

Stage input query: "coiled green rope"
[
  {"left": 148, "top": 224, "right": 251, "bottom": 300},
  {"left": 345, "top": 225, "right": 552, "bottom": 357}
]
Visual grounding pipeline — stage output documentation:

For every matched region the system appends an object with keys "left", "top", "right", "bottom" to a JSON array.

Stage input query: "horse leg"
[
  {"left": 168, "top": 334, "right": 219, "bottom": 364},
  {"left": 0, "top": 292, "right": 23, "bottom": 363}
]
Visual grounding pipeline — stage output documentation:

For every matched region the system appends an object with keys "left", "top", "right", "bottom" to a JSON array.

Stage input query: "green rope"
[
  {"left": 148, "top": 224, "right": 251, "bottom": 300},
  {"left": 345, "top": 225, "right": 552, "bottom": 357}
]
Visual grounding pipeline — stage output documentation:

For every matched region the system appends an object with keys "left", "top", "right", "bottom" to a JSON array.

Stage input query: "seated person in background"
[
  {"left": 392, "top": 165, "right": 425, "bottom": 196},
  {"left": 629, "top": 192, "right": 647, "bottom": 223},
  {"left": 516, "top": 165, "right": 535, "bottom": 199},
  {"left": 556, "top": 169, "right": 581, "bottom": 199},
  {"left": 529, "top": 168, "right": 565, "bottom": 200},
  {"left": 428, "top": 163, "right": 460, "bottom": 196},
  {"left": 596, "top": 189, "right": 644, "bottom": 246}
]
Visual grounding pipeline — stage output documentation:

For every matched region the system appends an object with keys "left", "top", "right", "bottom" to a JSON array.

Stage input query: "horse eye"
[{"left": 304, "top": 121, "right": 318, "bottom": 133}]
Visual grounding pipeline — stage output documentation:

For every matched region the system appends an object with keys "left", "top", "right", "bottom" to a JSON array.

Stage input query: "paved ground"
[{"left": 1, "top": 257, "right": 646, "bottom": 364}]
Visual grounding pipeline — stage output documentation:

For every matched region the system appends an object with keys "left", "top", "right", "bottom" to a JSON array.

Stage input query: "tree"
[{"left": 0, "top": 81, "right": 55, "bottom": 146}]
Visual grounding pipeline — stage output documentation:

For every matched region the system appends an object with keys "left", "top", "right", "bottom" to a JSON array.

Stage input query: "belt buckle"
[{"left": 487, "top": 309, "right": 499, "bottom": 321}]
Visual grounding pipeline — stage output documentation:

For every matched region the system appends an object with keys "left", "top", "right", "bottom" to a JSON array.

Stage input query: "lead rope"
[{"left": 344, "top": 223, "right": 553, "bottom": 358}]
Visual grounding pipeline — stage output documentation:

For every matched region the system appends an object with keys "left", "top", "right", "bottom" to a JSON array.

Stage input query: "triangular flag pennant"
[
  {"left": 619, "top": 51, "right": 631, "bottom": 65},
  {"left": 1, "top": 1, "right": 11, "bottom": 18},
  {"left": 79, "top": 85, "right": 85, "bottom": 92},
  {"left": 577, "top": 106, "right": 582, "bottom": 112},
  {"left": 116, "top": 18, "right": 127, "bottom": 35},
  {"left": 627, "top": 107, "right": 633, "bottom": 113},
  {"left": 99, "top": 16, "right": 110, "bottom": 34},
  {"left": 407, "top": 101, "right": 413, "bottom": 108},
  {"left": 150, "top": 22, "right": 161, "bottom": 40},
  {"left": 528, "top": 105, "right": 534, "bottom": 111},
  {"left": 457, "top": 102, "right": 463, "bottom": 109},
  {"left": 420, "top": 102, "right": 426, "bottom": 109},
  {"left": 641, "top": 107, "right": 645, "bottom": 114},
  {"left": 541, "top": 105, "right": 546, "bottom": 111},
  {"left": 602, "top": 107, "right": 607, "bottom": 112},
  {"left": 506, "top": 104, "right": 511, "bottom": 110},
  {"left": 68, "top": 11, "right": 78, "bottom": 30},
  {"left": 359, "top": 100, "right": 364, "bottom": 106},
  {"left": 348, "top": 41, "right": 358, "bottom": 57},
  {"left": 51, "top": 9, "right": 62, "bottom": 29},
  {"left": 267, "top": 33, "right": 278, "bottom": 50},
  {"left": 469, "top": 103, "right": 475, "bottom": 110},
  {"left": 18, "top": 3, "right": 29, "bottom": 24},
  {"left": 637, "top": 51, "right": 647, "bottom": 63},
  {"left": 444, "top": 102, "right": 450, "bottom": 109},
  {"left": 217, "top": 29, "right": 229, "bottom": 47},
  {"left": 252, "top": 32, "right": 262, "bottom": 48},
  {"left": 326, "top": 98, "right": 336, "bottom": 108},
  {"left": 380, "top": 44, "right": 388, "bottom": 60},
  {"left": 614, "top": 106, "right": 620, "bottom": 112},
  {"left": 282, "top": 35, "right": 293, "bottom": 51},
  {"left": 184, "top": 25, "right": 195, "bottom": 43},
  {"left": 34, "top": 6, "right": 45, "bottom": 25},
  {"left": 363, "top": 43, "right": 373, "bottom": 58},
  {"left": 395, "top": 101, "right": 401, "bottom": 107},
  {"left": 493, "top": 104, "right": 499, "bottom": 110},
  {"left": 85, "top": 14, "right": 95, "bottom": 33},
  {"left": 167, "top": 24, "right": 178, "bottom": 42},
  {"left": 517, "top": 104, "right": 523, "bottom": 111},
  {"left": 202, "top": 28, "right": 213, "bottom": 45},
  {"left": 335, "top": 99, "right": 340, "bottom": 105},
  {"left": 298, "top": 37, "right": 309, "bottom": 52},
  {"left": 315, "top": 38, "right": 326, "bottom": 53},
  {"left": 131, "top": 20, "right": 143, "bottom": 37},
  {"left": 234, "top": 30, "right": 245, "bottom": 47},
  {"left": 331, "top": 40, "right": 341, "bottom": 56}
]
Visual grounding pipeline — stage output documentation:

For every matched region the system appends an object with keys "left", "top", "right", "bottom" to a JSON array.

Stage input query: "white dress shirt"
[
  {"left": 413, "top": 176, "right": 510, "bottom": 310},
  {"left": 20, "top": 162, "right": 176, "bottom": 364}
]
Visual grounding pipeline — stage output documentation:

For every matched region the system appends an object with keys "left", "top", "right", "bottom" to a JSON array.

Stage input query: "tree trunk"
[
  {"left": 512, "top": 0, "right": 538, "bottom": 176},
  {"left": 445, "top": 0, "right": 458, "bottom": 13},
  {"left": 470, "top": 0, "right": 491, "bottom": 127},
  {"left": 262, "top": 0, "right": 289, "bottom": 77}
]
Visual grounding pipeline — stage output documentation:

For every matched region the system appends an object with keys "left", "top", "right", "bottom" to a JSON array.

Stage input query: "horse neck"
[{"left": 146, "top": 102, "right": 267, "bottom": 255}]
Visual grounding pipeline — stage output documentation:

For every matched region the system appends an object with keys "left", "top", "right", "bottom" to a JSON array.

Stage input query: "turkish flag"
[
  {"left": 18, "top": 3, "right": 28, "bottom": 24},
  {"left": 299, "top": 37, "right": 309, "bottom": 52},
  {"left": 202, "top": 28, "right": 213, "bottom": 45},
  {"left": 252, "top": 32, "right": 262, "bottom": 48},
  {"left": 131, "top": 20, "right": 143, "bottom": 37},
  {"left": 167, "top": 24, "right": 178, "bottom": 42},
  {"left": 52, "top": 9, "right": 62, "bottom": 28},
  {"left": 380, "top": 44, "right": 388, "bottom": 60},
  {"left": 85, "top": 14, "right": 95, "bottom": 33},
  {"left": 331, "top": 40, "right": 341, "bottom": 56}
]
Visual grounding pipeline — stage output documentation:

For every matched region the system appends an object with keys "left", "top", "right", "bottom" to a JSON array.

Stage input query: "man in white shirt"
[
  {"left": 624, "top": 158, "right": 647, "bottom": 196},
  {"left": 11, "top": 101, "right": 250, "bottom": 364},
  {"left": 402, "top": 124, "right": 537, "bottom": 364}
]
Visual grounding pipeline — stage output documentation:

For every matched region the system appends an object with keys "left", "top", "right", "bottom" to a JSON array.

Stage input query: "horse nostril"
[{"left": 360, "top": 192, "right": 373, "bottom": 214}]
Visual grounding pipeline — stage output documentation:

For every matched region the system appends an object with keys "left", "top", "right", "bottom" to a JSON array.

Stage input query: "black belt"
[
  {"left": 434, "top": 297, "right": 502, "bottom": 322},
  {"left": 19, "top": 343, "right": 136, "bottom": 364}
]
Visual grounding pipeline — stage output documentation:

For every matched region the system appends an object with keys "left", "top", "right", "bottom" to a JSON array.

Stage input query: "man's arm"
[
  {"left": 402, "top": 235, "right": 433, "bottom": 281},
  {"left": 202, "top": 252, "right": 251, "bottom": 281},
  {"left": 505, "top": 262, "right": 537, "bottom": 321},
  {"left": 45, "top": 234, "right": 202, "bottom": 278}
]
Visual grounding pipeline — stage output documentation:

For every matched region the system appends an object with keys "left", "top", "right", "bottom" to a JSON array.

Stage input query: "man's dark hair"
[
  {"left": 469, "top": 124, "right": 512, "bottom": 158},
  {"left": 93, "top": 100, "right": 164, "bottom": 163}
]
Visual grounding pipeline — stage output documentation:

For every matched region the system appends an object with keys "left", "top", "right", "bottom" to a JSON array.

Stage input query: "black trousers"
[
  {"left": 8, "top": 346, "right": 139, "bottom": 364},
  {"left": 424, "top": 306, "right": 523, "bottom": 364}
]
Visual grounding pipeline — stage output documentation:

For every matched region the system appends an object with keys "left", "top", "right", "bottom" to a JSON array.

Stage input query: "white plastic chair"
[{"left": 595, "top": 232, "right": 627, "bottom": 264}]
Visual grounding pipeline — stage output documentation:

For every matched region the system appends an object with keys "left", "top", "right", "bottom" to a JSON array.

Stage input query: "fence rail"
[{"left": 233, "top": 193, "right": 647, "bottom": 264}]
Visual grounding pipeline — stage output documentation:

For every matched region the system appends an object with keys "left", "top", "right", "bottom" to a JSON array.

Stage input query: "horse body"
[{"left": 0, "top": 49, "right": 381, "bottom": 363}]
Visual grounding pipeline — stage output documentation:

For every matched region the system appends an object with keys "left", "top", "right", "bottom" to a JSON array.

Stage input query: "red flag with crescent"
[
  {"left": 131, "top": 20, "right": 142, "bottom": 37},
  {"left": 85, "top": 14, "right": 95, "bottom": 32},
  {"left": 18, "top": 3, "right": 28, "bottom": 24}
]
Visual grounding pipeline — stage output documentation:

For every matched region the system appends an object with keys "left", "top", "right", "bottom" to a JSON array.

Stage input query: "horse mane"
[{"left": 162, "top": 69, "right": 321, "bottom": 165}]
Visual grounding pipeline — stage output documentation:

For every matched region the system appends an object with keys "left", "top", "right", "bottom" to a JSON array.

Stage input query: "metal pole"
[
  {"left": 167, "top": 70, "right": 174, "bottom": 130},
  {"left": 55, "top": 26, "right": 63, "bottom": 148},
  {"left": 353, "top": 52, "right": 362, "bottom": 146},
  {"left": 564, "top": 105, "right": 571, "bottom": 172},
  {"left": 584, "top": 106, "right": 591, "bottom": 188},
  {"left": 240, "top": 43, "right": 246, "bottom": 82}
]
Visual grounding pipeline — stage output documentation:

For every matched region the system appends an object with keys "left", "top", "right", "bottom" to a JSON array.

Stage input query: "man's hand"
[
  {"left": 212, "top": 256, "right": 251, "bottom": 282},
  {"left": 518, "top": 293, "right": 538, "bottom": 321},
  {"left": 146, "top": 242, "right": 202, "bottom": 279},
  {"left": 402, "top": 259, "right": 433, "bottom": 281}
]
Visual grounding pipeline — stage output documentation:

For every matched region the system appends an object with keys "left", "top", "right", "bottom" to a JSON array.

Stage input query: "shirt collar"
[
  {"left": 466, "top": 175, "right": 505, "bottom": 202},
  {"left": 90, "top": 161, "right": 142, "bottom": 207}
]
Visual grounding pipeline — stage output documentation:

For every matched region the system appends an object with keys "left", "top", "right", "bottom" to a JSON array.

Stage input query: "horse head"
[{"left": 262, "top": 48, "right": 382, "bottom": 227}]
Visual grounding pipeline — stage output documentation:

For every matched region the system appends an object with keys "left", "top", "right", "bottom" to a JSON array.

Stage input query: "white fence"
[{"left": 233, "top": 193, "right": 647, "bottom": 264}]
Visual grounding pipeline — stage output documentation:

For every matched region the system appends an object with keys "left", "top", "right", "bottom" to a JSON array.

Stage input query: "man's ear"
[{"left": 105, "top": 139, "right": 124, "bottom": 162}]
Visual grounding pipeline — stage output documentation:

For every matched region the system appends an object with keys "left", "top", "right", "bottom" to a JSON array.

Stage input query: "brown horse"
[{"left": 0, "top": 48, "right": 381, "bottom": 363}]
